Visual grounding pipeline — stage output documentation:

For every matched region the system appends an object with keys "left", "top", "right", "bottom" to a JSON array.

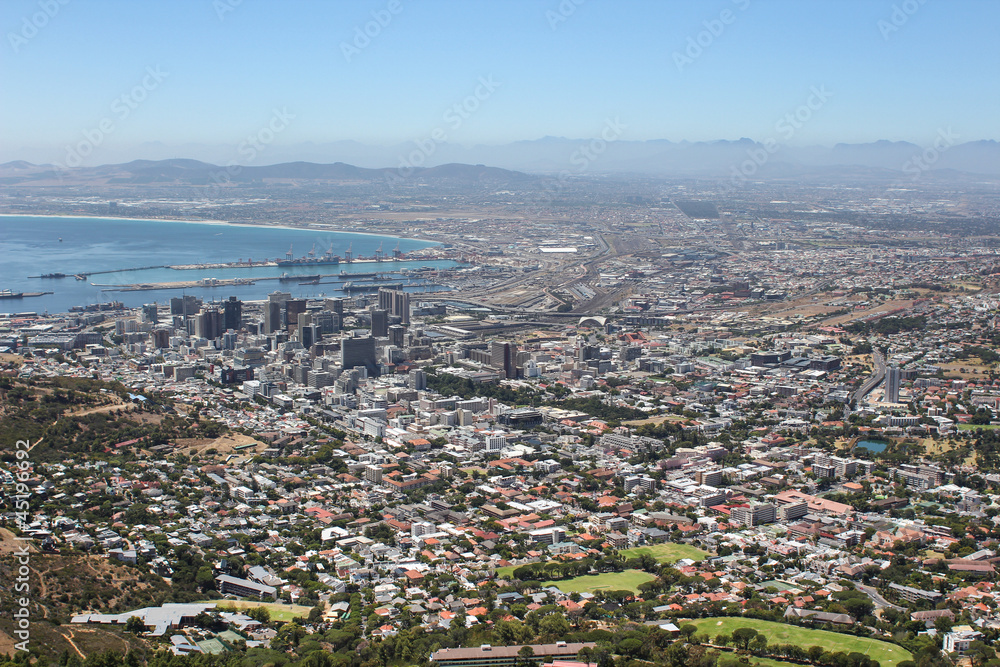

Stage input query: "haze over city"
[{"left": 4, "top": 3, "right": 1000, "bottom": 667}]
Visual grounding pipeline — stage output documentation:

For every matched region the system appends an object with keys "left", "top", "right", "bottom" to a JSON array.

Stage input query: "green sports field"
[
  {"left": 689, "top": 617, "right": 912, "bottom": 667},
  {"left": 195, "top": 599, "right": 313, "bottom": 623},
  {"left": 543, "top": 569, "right": 656, "bottom": 594},
  {"left": 620, "top": 543, "right": 709, "bottom": 563}
]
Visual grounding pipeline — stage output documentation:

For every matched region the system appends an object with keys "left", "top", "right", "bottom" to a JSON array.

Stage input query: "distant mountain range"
[
  {"left": 0, "top": 159, "right": 537, "bottom": 186},
  {"left": 2, "top": 136, "right": 998, "bottom": 184}
]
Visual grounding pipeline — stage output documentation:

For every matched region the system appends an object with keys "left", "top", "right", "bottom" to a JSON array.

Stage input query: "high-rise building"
[
  {"left": 379, "top": 288, "right": 411, "bottom": 325},
  {"left": 388, "top": 324, "right": 406, "bottom": 348},
  {"left": 300, "top": 324, "right": 319, "bottom": 350},
  {"left": 314, "top": 310, "right": 339, "bottom": 335},
  {"left": 151, "top": 328, "right": 171, "bottom": 349},
  {"left": 393, "top": 290, "right": 410, "bottom": 325},
  {"left": 195, "top": 308, "right": 223, "bottom": 340},
  {"left": 342, "top": 336, "right": 377, "bottom": 375},
  {"left": 285, "top": 299, "right": 307, "bottom": 330},
  {"left": 886, "top": 366, "right": 901, "bottom": 403},
  {"left": 170, "top": 295, "right": 200, "bottom": 316},
  {"left": 378, "top": 288, "right": 393, "bottom": 312},
  {"left": 325, "top": 298, "right": 345, "bottom": 318},
  {"left": 264, "top": 301, "right": 282, "bottom": 334},
  {"left": 141, "top": 303, "right": 158, "bottom": 324},
  {"left": 370, "top": 308, "right": 388, "bottom": 338},
  {"left": 223, "top": 296, "right": 242, "bottom": 331},
  {"left": 490, "top": 341, "right": 517, "bottom": 379},
  {"left": 409, "top": 368, "right": 427, "bottom": 391}
]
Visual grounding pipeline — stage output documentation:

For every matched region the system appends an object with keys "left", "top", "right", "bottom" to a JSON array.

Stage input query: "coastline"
[{"left": 0, "top": 213, "right": 438, "bottom": 246}]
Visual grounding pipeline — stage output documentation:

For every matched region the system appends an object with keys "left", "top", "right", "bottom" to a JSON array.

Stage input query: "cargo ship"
[
  {"left": 0, "top": 290, "right": 24, "bottom": 299},
  {"left": 276, "top": 243, "right": 340, "bottom": 267},
  {"left": 278, "top": 273, "right": 319, "bottom": 282}
]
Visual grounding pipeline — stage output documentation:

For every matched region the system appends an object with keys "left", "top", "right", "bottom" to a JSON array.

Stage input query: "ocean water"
[{"left": 0, "top": 216, "right": 457, "bottom": 314}]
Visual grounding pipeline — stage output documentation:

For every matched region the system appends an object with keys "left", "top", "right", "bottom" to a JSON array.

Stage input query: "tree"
[
  {"left": 518, "top": 645, "right": 536, "bottom": 667},
  {"left": 195, "top": 565, "right": 215, "bottom": 592},
  {"left": 538, "top": 612, "right": 570, "bottom": 639},
  {"left": 732, "top": 627, "right": 759, "bottom": 650},
  {"left": 124, "top": 615, "right": 146, "bottom": 634}
]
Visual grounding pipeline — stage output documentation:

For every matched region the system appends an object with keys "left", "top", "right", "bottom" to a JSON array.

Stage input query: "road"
[
  {"left": 855, "top": 583, "right": 905, "bottom": 613},
  {"left": 851, "top": 348, "right": 886, "bottom": 406}
]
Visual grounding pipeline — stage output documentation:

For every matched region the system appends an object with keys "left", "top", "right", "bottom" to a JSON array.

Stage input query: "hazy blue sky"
[{"left": 2, "top": 0, "right": 997, "bottom": 162}]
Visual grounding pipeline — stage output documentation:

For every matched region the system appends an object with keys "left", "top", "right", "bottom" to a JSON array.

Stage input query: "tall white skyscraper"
[{"left": 886, "top": 366, "right": 901, "bottom": 403}]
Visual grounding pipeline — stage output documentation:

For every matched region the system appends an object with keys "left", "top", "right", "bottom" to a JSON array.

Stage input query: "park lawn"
[
  {"left": 749, "top": 657, "right": 811, "bottom": 667},
  {"left": 195, "top": 599, "right": 313, "bottom": 623},
  {"left": 689, "top": 618, "right": 912, "bottom": 667},
  {"left": 620, "top": 543, "right": 709, "bottom": 563},
  {"left": 543, "top": 569, "right": 656, "bottom": 594},
  {"left": 495, "top": 565, "right": 518, "bottom": 578},
  {"left": 958, "top": 423, "right": 1000, "bottom": 431}
]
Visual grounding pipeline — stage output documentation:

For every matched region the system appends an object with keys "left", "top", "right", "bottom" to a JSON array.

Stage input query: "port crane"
[
  {"left": 392, "top": 241, "right": 402, "bottom": 260},
  {"left": 375, "top": 241, "right": 384, "bottom": 262},
  {"left": 285, "top": 244, "right": 294, "bottom": 261},
  {"left": 344, "top": 243, "right": 353, "bottom": 263}
]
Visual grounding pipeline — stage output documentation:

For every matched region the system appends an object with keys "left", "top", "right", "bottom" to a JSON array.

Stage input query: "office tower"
[
  {"left": 301, "top": 324, "right": 319, "bottom": 349},
  {"left": 370, "top": 308, "right": 388, "bottom": 338},
  {"left": 195, "top": 308, "right": 223, "bottom": 340},
  {"left": 264, "top": 301, "right": 282, "bottom": 334},
  {"left": 886, "top": 366, "right": 901, "bottom": 403},
  {"left": 490, "top": 341, "right": 517, "bottom": 379},
  {"left": 325, "top": 298, "right": 345, "bottom": 318},
  {"left": 388, "top": 324, "right": 406, "bottom": 348},
  {"left": 151, "top": 328, "right": 170, "bottom": 349},
  {"left": 141, "top": 303, "right": 158, "bottom": 324},
  {"left": 223, "top": 296, "right": 242, "bottom": 331},
  {"left": 342, "top": 336, "right": 377, "bottom": 375},
  {"left": 170, "top": 295, "right": 200, "bottom": 316},
  {"left": 379, "top": 288, "right": 410, "bottom": 325},
  {"left": 269, "top": 291, "right": 291, "bottom": 303},
  {"left": 378, "top": 288, "right": 393, "bottom": 311},
  {"left": 409, "top": 368, "right": 427, "bottom": 391},
  {"left": 314, "top": 310, "right": 339, "bottom": 335},
  {"left": 393, "top": 290, "right": 410, "bottom": 325},
  {"left": 285, "top": 299, "right": 307, "bottom": 329}
]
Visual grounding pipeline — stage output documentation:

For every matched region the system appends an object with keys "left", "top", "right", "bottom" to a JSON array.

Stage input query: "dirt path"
[
  {"left": 58, "top": 629, "right": 85, "bottom": 659},
  {"left": 66, "top": 401, "right": 125, "bottom": 417}
]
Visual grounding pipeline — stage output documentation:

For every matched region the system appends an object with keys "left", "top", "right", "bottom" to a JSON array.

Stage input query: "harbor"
[
  {"left": 2, "top": 216, "right": 459, "bottom": 312},
  {"left": 0, "top": 290, "right": 53, "bottom": 299}
]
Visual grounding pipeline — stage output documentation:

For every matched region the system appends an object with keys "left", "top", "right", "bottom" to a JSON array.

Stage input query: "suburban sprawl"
[{"left": 3, "top": 173, "right": 1000, "bottom": 667}]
